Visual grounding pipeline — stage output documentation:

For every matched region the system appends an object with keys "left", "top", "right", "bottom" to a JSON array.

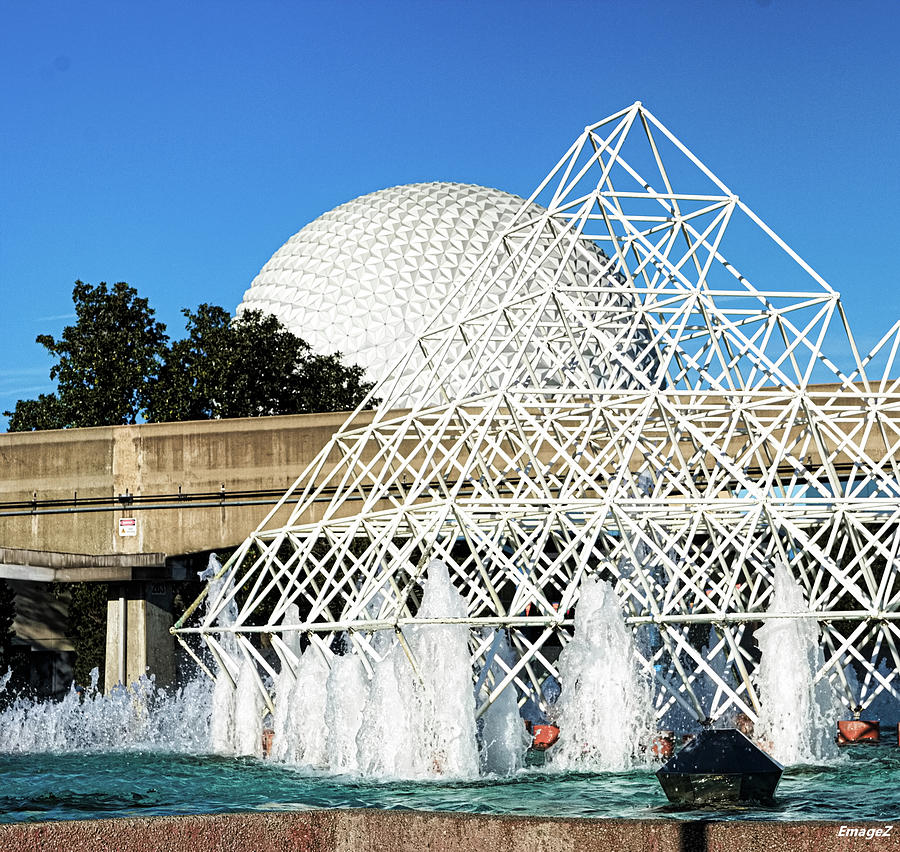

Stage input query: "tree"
[
  {"left": 0, "top": 579, "right": 18, "bottom": 672},
  {"left": 6, "top": 285, "right": 375, "bottom": 430},
  {"left": 145, "top": 305, "right": 375, "bottom": 422},
  {"left": 4, "top": 281, "right": 168, "bottom": 431},
  {"left": 56, "top": 582, "right": 108, "bottom": 690},
  {"left": 296, "top": 352, "right": 376, "bottom": 415},
  {"left": 5, "top": 393, "right": 67, "bottom": 433}
]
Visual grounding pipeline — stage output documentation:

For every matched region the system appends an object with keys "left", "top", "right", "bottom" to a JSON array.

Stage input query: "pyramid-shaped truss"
[{"left": 175, "top": 102, "right": 900, "bottom": 727}]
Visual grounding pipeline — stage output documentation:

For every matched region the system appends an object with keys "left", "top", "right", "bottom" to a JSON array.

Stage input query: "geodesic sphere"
[{"left": 237, "top": 182, "right": 532, "bottom": 399}]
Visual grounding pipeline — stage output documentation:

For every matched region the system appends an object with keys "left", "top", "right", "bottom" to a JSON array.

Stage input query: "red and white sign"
[{"left": 118, "top": 517, "right": 137, "bottom": 537}]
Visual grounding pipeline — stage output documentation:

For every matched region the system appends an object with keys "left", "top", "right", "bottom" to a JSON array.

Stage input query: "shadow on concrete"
[{"left": 679, "top": 820, "right": 709, "bottom": 852}]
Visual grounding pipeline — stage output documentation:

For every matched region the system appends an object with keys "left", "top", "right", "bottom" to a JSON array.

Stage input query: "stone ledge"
[{"left": 0, "top": 810, "right": 896, "bottom": 852}]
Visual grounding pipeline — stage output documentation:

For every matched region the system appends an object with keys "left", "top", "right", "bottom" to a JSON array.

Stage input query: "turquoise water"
[{"left": 1, "top": 744, "right": 898, "bottom": 823}]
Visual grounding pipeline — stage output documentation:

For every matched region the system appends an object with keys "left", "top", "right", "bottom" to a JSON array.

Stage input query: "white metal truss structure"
[{"left": 174, "top": 101, "right": 900, "bottom": 729}]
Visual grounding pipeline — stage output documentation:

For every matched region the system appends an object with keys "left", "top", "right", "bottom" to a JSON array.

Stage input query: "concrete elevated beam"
[
  {"left": 0, "top": 547, "right": 167, "bottom": 582},
  {"left": 0, "top": 387, "right": 889, "bottom": 563},
  {"left": 0, "top": 548, "right": 176, "bottom": 691}
]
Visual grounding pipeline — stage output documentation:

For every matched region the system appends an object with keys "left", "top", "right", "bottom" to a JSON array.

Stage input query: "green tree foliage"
[
  {"left": 299, "top": 350, "right": 377, "bottom": 415},
  {"left": 5, "top": 281, "right": 168, "bottom": 430},
  {"left": 0, "top": 580, "right": 18, "bottom": 672},
  {"left": 61, "top": 583, "right": 108, "bottom": 690},
  {"left": 145, "top": 305, "right": 375, "bottom": 422},
  {"left": 5, "top": 394, "right": 67, "bottom": 433},
  {"left": 5, "top": 284, "right": 375, "bottom": 431}
]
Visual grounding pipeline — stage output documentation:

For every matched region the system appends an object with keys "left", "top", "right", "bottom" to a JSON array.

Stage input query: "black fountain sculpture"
[{"left": 656, "top": 728, "right": 783, "bottom": 806}]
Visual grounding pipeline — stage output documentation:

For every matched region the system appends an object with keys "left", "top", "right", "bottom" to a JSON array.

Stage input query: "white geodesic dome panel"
[{"left": 237, "top": 182, "right": 531, "bottom": 399}]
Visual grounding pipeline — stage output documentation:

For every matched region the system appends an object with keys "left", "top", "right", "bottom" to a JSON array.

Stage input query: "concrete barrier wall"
[
  {"left": 0, "top": 811, "right": 896, "bottom": 852},
  {"left": 3, "top": 385, "right": 891, "bottom": 561},
  {"left": 0, "top": 411, "right": 365, "bottom": 557}
]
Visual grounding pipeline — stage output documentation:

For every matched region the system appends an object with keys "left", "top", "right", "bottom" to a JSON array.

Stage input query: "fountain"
[
  {"left": 273, "top": 644, "right": 332, "bottom": 767},
  {"left": 258, "top": 559, "right": 480, "bottom": 779},
  {"left": 552, "top": 577, "right": 654, "bottom": 771},
  {"left": 0, "top": 669, "right": 211, "bottom": 754},
  {"left": 355, "top": 642, "right": 415, "bottom": 777},
  {"left": 324, "top": 651, "right": 368, "bottom": 773},
  {"left": 477, "top": 630, "right": 529, "bottom": 775},
  {"left": 202, "top": 554, "right": 266, "bottom": 758},
  {"left": 402, "top": 559, "right": 479, "bottom": 778},
  {"left": 0, "top": 556, "right": 892, "bottom": 824},
  {"left": 754, "top": 563, "right": 840, "bottom": 765},
  {"left": 233, "top": 659, "right": 265, "bottom": 757},
  {"left": 187, "top": 561, "right": 688, "bottom": 781},
  {"left": 6, "top": 554, "right": 833, "bottom": 787}
]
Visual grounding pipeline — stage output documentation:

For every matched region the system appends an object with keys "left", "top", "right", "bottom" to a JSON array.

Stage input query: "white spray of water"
[
  {"left": 270, "top": 603, "right": 302, "bottom": 760},
  {"left": 478, "top": 630, "right": 528, "bottom": 775},
  {"left": 1, "top": 558, "right": 672, "bottom": 779},
  {"left": 754, "top": 563, "right": 839, "bottom": 765},
  {"left": 0, "top": 668, "right": 212, "bottom": 753},
  {"left": 201, "top": 553, "right": 247, "bottom": 756},
  {"left": 200, "top": 553, "right": 265, "bottom": 758},
  {"left": 325, "top": 651, "right": 369, "bottom": 774},
  {"left": 403, "top": 559, "right": 479, "bottom": 778},
  {"left": 232, "top": 658, "right": 265, "bottom": 757},
  {"left": 268, "top": 559, "right": 480, "bottom": 779},
  {"left": 552, "top": 576, "right": 653, "bottom": 771},
  {"left": 0, "top": 550, "right": 230, "bottom": 755},
  {"left": 273, "top": 644, "right": 332, "bottom": 768},
  {"left": 270, "top": 671, "right": 294, "bottom": 762},
  {"left": 355, "top": 641, "right": 418, "bottom": 778},
  {"left": 210, "top": 669, "right": 236, "bottom": 754}
]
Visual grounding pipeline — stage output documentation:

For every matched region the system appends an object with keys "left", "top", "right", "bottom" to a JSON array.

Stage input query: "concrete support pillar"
[{"left": 104, "top": 582, "right": 175, "bottom": 691}]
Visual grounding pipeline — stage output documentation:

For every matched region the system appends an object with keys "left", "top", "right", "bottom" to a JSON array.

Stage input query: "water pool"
[{"left": 2, "top": 744, "right": 897, "bottom": 824}]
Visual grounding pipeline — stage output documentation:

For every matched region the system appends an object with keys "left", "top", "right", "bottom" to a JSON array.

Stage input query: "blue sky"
[{"left": 2, "top": 0, "right": 898, "bottom": 429}]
